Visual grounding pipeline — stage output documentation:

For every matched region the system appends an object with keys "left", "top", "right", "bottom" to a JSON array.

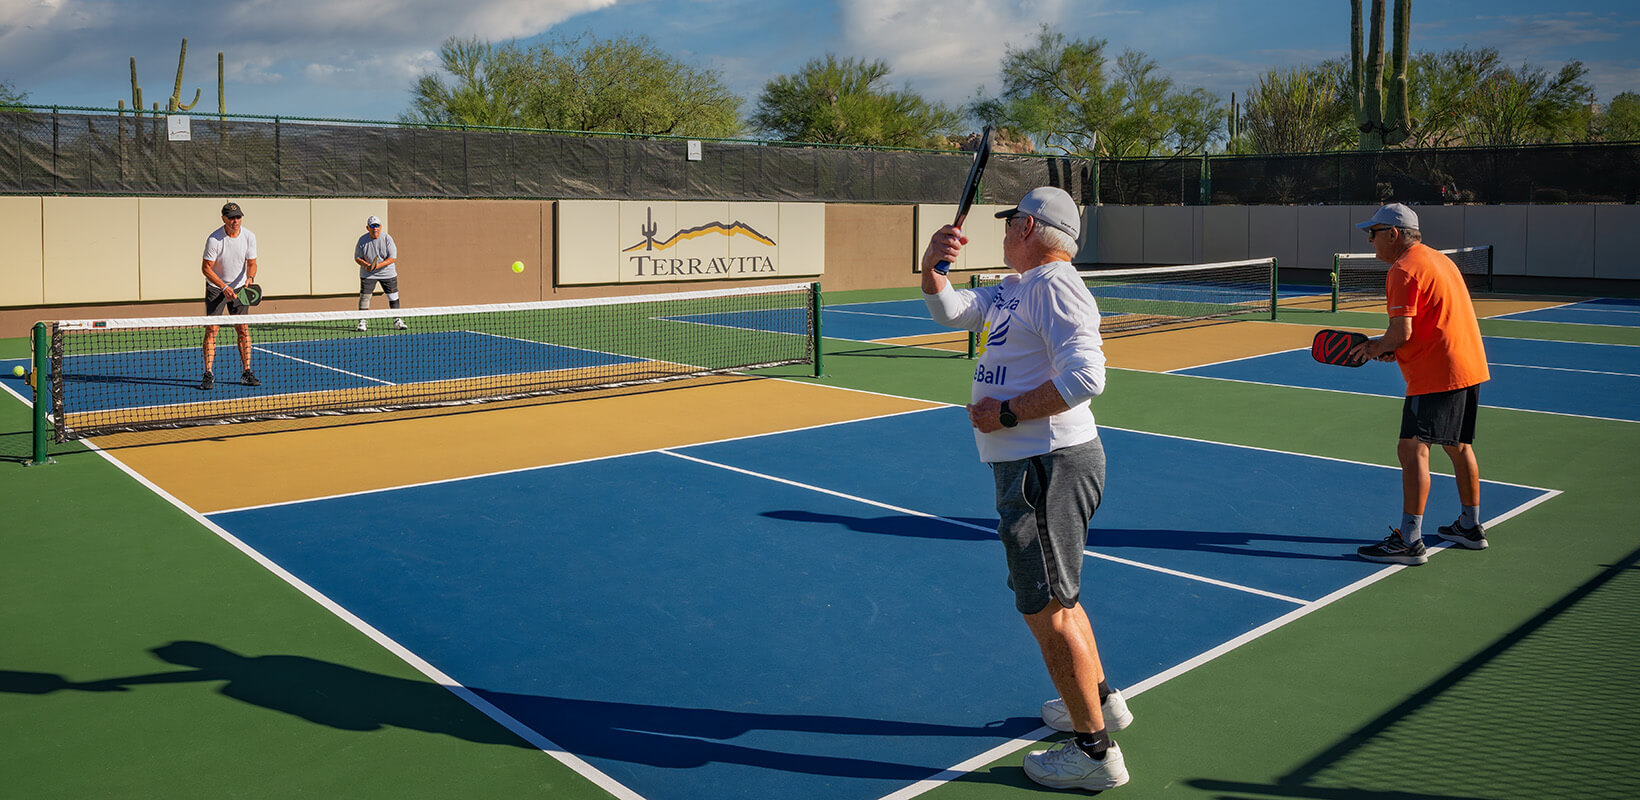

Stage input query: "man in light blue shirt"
[{"left": 354, "top": 215, "right": 404, "bottom": 331}]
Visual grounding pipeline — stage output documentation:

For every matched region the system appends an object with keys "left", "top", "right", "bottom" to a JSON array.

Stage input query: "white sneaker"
[
  {"left": 1023, "top": 739, "right": 1128, "bottom": 791},
  {"left": 356, "top": 319, "right": 368, "bottom": 331},
  {"left": 393, "top": 318, "right": 408, "bottom": 330},
  {"left": 1042, "top": 688, "right": 1134, "bottom": 733}
]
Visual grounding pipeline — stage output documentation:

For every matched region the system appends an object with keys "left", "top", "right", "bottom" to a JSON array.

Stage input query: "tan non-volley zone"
[{"left": 105, "top": 377, "right": 941, "bottom": 514}]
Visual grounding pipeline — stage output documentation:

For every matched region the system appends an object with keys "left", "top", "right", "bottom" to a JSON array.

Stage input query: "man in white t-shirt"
[
  {"left": 921, "top": 186, "right": 1130, "bottom": 793},
  {"left": 200, "top": 201, "right": 259, "bottom": 390}
]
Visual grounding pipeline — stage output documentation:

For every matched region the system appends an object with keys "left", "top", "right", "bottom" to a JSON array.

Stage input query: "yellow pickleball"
[{"left": 512, "top": 261, "right": 524, "bottom": 273}]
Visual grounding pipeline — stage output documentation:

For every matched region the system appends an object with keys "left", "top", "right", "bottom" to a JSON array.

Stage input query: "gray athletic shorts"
[
  {"left": 361, "top": 276, "right": 399, "bottom": 296},
  {"left": 991, "top": 436, "right": 1106, "bottom": 615}
]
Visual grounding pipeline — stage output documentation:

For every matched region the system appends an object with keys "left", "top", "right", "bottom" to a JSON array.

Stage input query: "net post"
[
  {"left": 809, "top": 282, "right": 823, "bottom": 378},
  {"left": 966, "top": 274, "right": 979, "bottom": 359},
  {"left": 28, "top": 322, "right": 53, "bottom": 466},
  {"left": 1330, "top": 254, "right": 1341, "bottom": 313},
  {"left": 1269, "top": 258, "right": 1279, "bottom": 320},
  {"left": 1485, "top": 245, "right": 1494, "bottom": 293}
]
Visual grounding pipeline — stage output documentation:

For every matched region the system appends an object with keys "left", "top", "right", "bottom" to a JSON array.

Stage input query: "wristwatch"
[{"left": 999, "top": 400, "right": 1018, "bottom": 428}]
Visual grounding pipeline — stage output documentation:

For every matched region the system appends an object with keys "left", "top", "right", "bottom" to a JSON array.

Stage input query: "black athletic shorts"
[
  {"left": 1400, "top": 385, "right": 1479, "bottom": 446},
  {"left": 204, "top": 284, "right": 249, "bottom": 316}
]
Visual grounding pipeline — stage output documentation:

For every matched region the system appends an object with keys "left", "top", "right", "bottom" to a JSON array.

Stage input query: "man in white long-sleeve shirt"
[{"left": 921, "top": 186, "right": 1130, "bottom": 793}]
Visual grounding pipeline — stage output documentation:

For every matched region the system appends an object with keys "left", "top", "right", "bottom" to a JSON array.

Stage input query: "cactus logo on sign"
[{"left": 624, "top": 207, "right": 778, "bottom": 277}]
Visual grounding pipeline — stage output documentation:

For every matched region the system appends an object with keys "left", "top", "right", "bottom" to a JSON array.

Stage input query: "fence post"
[
  {"left": 51, "top": 106, "right": 59, "bottom": 192},
  {"left": 1199, "top": 154, "right": 1210, "bottom": 205}
]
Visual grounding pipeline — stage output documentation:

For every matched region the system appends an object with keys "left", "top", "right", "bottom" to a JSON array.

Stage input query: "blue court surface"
[
  {"left": 36, "top": 331, "right": 645, "bottom": 414},
  {"left": 1490, "top": 298, "right": 1640, "bottom": 327},
  {"left": 1175, "top": 336, "right": 1640, "bottom": 423},
  {"left": 206, "top": 406, "right": 1552, "bottom": 800}
]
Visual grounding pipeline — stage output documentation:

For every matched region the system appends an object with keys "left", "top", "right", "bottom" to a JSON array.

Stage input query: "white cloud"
[
  {"left": 836, "top": 0, "right": 1087, "bottom": 106},
  {"left": 0, "top": 0, "right": 620, "bottom": 112}
]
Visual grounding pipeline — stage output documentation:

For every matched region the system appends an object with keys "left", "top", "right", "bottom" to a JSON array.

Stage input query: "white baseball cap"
[
  {"left": 995, "top": 186, "right": 1080, "bottom": 239},
  {"left": 366, "top": 215, "right": 382, "bottom": 228},
  {"left": 1356, "top": 203, "right": 1419, "bottom": 231}
]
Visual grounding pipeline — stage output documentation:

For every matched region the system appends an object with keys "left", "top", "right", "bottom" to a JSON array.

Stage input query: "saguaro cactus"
[
  {"left": 167, "top": 38, "right": 202, "bottom": 112},
  {"left": 218, "top": 52, "right": 226, "bottom": 118},
  {"left": 129, "top": 57, "right": 144, "bottom": 117},
  {"left": 1350, "top": 0, "right": 1412, "bottom": 149}
]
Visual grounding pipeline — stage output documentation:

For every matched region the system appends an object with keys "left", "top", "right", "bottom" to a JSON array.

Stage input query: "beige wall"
[
  {"left": 7, "top": 194, "right": 1634, "bottom": 340},
  {"left": 913, "top": 204, "right": 1008, "bottom": 272},
  {"left": 313, "top": 200, "right": 390, "bottom": 295},
  {"left": 0, "top": 197, "right": 43, "bottom": 306},
  {"left": 137, "top": 198, "right": 228, "bottom": 301},
  {"left": 823, "top": 204, "right": 914, "bottom": 292},
  {"left": 387, "top": 199, "right": 549, "bottom": 305}
]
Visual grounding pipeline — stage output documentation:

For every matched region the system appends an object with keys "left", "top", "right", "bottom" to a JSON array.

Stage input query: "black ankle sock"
[
  {"left": 1073, "top": 729, "right": 1110, "bottom": 760},
  {"left": 1097, "top": 679, "right": 1112, "bottom": 704}
]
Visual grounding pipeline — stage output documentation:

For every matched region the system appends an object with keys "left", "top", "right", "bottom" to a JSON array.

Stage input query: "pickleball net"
[
  {"left": 967, "top": 257, "right": 1278, "bottom": 353},
  {"left": 1332, "top": 245, "right": 1492, "bottom": 311},
  {"left": 35, "top": 282, "right": 820, "bottom": 442}
]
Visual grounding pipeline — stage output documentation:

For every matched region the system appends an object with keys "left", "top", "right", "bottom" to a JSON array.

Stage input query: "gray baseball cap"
[
  {"left": 1356, "top": 202, "right": 1419, "bottom": 230},
  {"left": 995, "top": 186, "right": 1080, "bottom": 239}
]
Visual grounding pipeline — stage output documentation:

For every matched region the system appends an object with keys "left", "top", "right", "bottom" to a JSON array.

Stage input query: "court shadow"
[
  {"left": 1090, "top": 527, "right": 1365, "bottom": 563},
  {"left": 485, "top": 692, "right": 1035, "bottom": 779},
  {"left": 761, "top": 509, "right": 995, "bottom": 542},
  {"left": 762, "top": 511, "right": 1362, "bottom": 562},
  {"left": 0, "top": 641, "right": 529, "bottom": 747},
  {"left": 0, "top": 641, "right": 1041, "bottom": 782}
]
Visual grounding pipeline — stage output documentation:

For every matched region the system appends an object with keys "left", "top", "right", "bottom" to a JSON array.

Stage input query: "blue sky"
[{"left": 2, "top": 0, "right": 1637, "bottom": 128}]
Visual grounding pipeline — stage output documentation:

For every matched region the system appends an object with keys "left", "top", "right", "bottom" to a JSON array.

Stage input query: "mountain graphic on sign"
[{"left": 623, "top": 208, "right": 777, "bottom": 252}]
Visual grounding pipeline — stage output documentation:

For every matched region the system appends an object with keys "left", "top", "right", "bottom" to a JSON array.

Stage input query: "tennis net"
[
  {"left": 1332, "top": 245, "right": 1492, "bottom": 311},
  {"left": 36, "top": 282, "right": 820, "bottom": 442},
  {"left": 967, "top": 258, "right": 1278, "bottom": 352}
]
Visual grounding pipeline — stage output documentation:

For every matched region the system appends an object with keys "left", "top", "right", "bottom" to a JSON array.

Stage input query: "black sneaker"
[
  {"left": 1437, "top": 520, "right": 1488, "bottom": 550},
  {"left": 200, "top": 370, "right": 214, "bottom": 390},
  {"left": 241, "top": 369, "right": 260, "bottom": 387},
  {"left": 1357, "top": 527, "right": 1428, "bottom": 565}
]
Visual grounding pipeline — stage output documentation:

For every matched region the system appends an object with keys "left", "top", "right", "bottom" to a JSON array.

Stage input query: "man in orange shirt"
[{"left": 1350, "top": 203, "right": 1491, "bottom": 565}]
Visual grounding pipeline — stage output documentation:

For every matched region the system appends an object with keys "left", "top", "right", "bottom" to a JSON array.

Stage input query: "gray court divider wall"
[{"left": 1087, "top": 204, "right": 1640, "bottom": 279}]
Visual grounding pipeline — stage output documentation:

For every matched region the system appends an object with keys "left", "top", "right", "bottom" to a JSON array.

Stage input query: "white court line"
[
  {"left": 1491, "top": 362, "right": 1640, "bottom": 378},
  {"left": 662, "top": 448, "right": 1311, "bottom": 607},
  {"left": 826, "top": 308, "right": 936, "bottom": 321},
  {"left": 253, "top": 346, "right": 397, "bottom": 385},
  {"left": 66, "top": 437, "right": 648, "bottom": 800}
]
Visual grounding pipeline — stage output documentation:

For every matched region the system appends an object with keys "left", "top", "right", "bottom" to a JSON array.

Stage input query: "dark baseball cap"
[{"left": 221, "top": 202, "right": 244, "bottom": 218}]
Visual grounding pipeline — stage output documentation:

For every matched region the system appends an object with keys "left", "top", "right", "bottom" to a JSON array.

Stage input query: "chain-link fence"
[
  {"left": 0, "top": 106, "right": 1095, "bottom": 206},
  {"left": 5, "top": 106, "right": 1632, "bottom": 205}
]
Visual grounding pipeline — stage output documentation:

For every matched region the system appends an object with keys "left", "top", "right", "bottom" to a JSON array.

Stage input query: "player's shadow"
[
  {"left": 762, "top": 509, "right": 996, "bottom": 542},
  {"left": 0, "top": 641, "right": 1036, "bottom": 783},
  {"left": 1089, "top": 527, "right": 1367, "bottom": 563},
  {"left": 763, "top": 510, "right": 1361, "bottom": 562}
]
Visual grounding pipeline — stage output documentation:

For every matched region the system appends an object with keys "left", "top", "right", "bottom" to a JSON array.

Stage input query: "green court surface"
[{"left": 3, "top": 290, "right": 1637, "bottom": 799}]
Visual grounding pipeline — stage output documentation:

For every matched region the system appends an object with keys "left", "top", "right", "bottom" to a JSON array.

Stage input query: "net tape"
[
  {"left": 971, "top": 258, "right": 1278, "bottom": 337},
  {"left": 1331, "top": 245, "right": 1492, "bottom": 311}
]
